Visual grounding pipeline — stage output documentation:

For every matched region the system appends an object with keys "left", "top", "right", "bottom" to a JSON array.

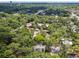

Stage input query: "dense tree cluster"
[
  {"left": 0, "top": 3, "right": 79, "bottom": 58},
  {"left": 0, "top": 12, "right": 79, "bottom": 58},
  {"left": 0, "top": 3, "right": 77, "bottom": 16}
]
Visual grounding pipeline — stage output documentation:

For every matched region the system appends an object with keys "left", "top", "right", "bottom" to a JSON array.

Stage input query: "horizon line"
[{"left": 0, "top": 1, "right": 79, "bottom": 3}]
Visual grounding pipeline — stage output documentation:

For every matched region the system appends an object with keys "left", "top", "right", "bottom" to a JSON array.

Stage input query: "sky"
[{"left": 0, "top": 0, "right": 79, "bottom": 3}]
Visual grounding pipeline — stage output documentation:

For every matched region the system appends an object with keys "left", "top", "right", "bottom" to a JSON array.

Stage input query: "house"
[
  {"left": 71, "top": 25, "right": 78, "bottom": 32},
  {"left": 33, "top": 44, "right": 46, "bottom": 52},
  {"left": 50, "top": 45, "right": 61, "bottom": 53},
  {"left": 62, "top": 40, "right": 73, "bottom": 45},
  {"left": 68, "top": 52, "right": 77, "bottom": 58},
  {"left": 33, "top": 28, "right": 40, "bottom": 37},
  {"left": 46, "top": 23, "right": 49, "bottom": 27},
  {"left": 69, "top": 21, "right": 74, "bottom": 25},
  {"left": 37, "top": 23, "right": 43, "bottom": 27},
  {"left": 26, "top": 22, "right": 32, "bottom": 28},
  {"left": 13, "top": 13, "right": 19, "bottom": 16},
  {"left": 43, "top": 29, "right": 51, "bottom": 34},
  {"left": 55, "top": 15, "right": 58, "bottom": 18},
  {"left": 61, "top": 38, "right": 73, "bottom": 46}
]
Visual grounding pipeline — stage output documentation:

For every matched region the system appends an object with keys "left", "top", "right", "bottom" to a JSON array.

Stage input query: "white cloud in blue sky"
[{"left": 0, "top": 0, "right": 79, "bottom": 2}]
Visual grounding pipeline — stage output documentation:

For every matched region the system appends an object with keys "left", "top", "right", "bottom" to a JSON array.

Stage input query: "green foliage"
[
  {"left": 26, "top": 52, "right": 60, "bottom": 58},
  {"left": 3, "top": 49, "right": 15, "bottom": 58},
  {"left": 34, "top": 34, "right": 45, "bottom": 42},
  {"left": 0, "top": 4, "right": 79, "bottom": 57},
  {"left": 74, "top": 33, "right": 79, "bottom": 39},
  {"left": 0, "top": 26, "right": 15, "bottom": 44},
  {"left": 44, "top": 38, "right": 53, "bottom": 46}
]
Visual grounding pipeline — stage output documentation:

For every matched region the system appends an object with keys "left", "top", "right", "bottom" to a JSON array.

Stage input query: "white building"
[
  {"left": 50, "top": 45, "right": 61, "bottom": 53},
  {"left": 61, "top": 38, "right": 73, "bottom": 46},
  {"left": 71, "top": 25, "right": 77, "bottom": 32},
  {"left": 33, "top": 44, "right": 46, "bottom": 52},
  {"left": 33, "top": 28, "right": 40, "bottom": 37},
  {"left": 26, "top": 22, "right": 32, "bottom": 28},
  {"left": 62, "top": 40, "right": 73, "bottom": 45},
  {"left": 70, "top": 21, "right": 74, "bottom": 25},
  {"left": 37, "top": 23, "right": 43, "bottom": 27},
  {"left": 46, "top": 23, "right": 49, "bottom": 27}
]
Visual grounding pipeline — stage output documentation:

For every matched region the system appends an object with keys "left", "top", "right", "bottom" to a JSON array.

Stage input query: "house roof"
[{"left": 33, "top": 44, "right": 46, "bottom": 49}]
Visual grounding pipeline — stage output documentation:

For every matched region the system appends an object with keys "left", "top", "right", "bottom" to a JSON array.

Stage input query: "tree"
[
  {"left": 74, "top": 33, "right": 79, "bottom": 39},
  {"left": 0, "top": 26, "right": 15, "bottom": 44},
  {"left": 34, "top": 34, "right": 45, "bottom": 43},
  {"left": 3, "top": 49, "right": 15, "bottom": 58},
  {"left": 13, "top": 27, "right": 35, "bottom": 47},
  {"left": 26, "top": 52, "right": 60, "bottom": 58}
]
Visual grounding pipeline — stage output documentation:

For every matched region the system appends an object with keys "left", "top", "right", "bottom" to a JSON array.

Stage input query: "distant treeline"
[{"left": 0, "top": 3, "right": 79, "bottom": 16}]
